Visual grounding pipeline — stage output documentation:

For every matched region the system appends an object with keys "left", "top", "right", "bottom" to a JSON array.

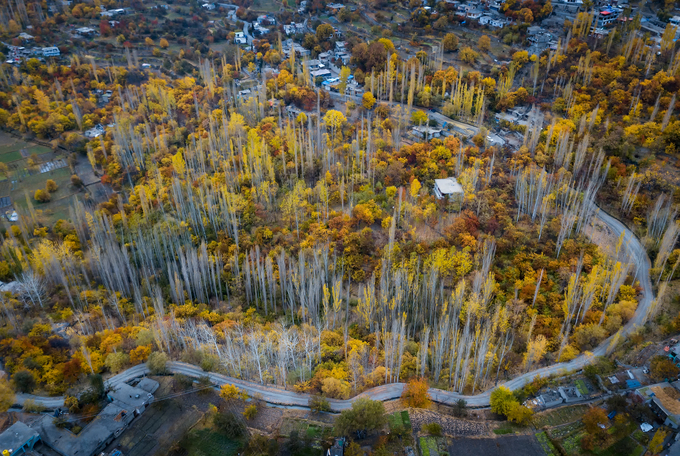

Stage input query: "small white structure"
[
  {"left": 306, "top": 59, "right": 323, "bottom": 71},
  {"left": 412, "top": 126, "right": 442, "bottom": 140},
  {"left": 311, "top": 69, "right": 332, "bottom": 81},
  {"left": 234, "top": 31, "right": 247, "bottom": 44},
  {"left": 466, "top": 9, "right": 483, "bottom": 19},
  {"left": 434, "top": 177, "right": 464, "bottom": 201},
  {"left": 75, "top": 27, "right": 96, "bottom": 36},
  {"left": 85, "top": 124, "right": 105, "bottom": 138},
  {"left": 490, "top": 18, "right": 505, "bottom": 28},
  {"left": 202, "top": 3, "right": 216, "bottom": 10},
  {"left": 42, "top": 46, "right": 60, "bottom": 57}
]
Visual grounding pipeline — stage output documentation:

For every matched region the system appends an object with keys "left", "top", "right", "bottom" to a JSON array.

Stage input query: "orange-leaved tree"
[{"left": 401, "top": 378, "right": 431, "bottom": 408}]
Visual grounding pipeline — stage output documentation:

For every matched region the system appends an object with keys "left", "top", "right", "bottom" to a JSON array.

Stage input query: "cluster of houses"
[
  {"left": 283, "top": 22, "right": 307, "bottom": 36},
  {"left": 0, "top": 379, "right": 158, "bottom": 456},
  {"left": 449, "top": 2, "right": 508, "bottom": 28},
  {"left": 318, "top": 40, "right": 349, "bottom": 67},
  {"left": 4, "top": 39, "right": 61, "bottom": 65}
]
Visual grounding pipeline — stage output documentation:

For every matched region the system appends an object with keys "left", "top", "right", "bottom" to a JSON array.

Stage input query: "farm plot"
[
  {"left": 533, "top": 404, "right": 589, "bottom": 428},
  {"left": 419, "top": 436, "right": 448, "bottom": 456},
  {"left": 388, "top": 410, "right": 412, "bottom": 431}
]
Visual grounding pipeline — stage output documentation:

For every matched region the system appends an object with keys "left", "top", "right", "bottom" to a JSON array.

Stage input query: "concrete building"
[
  {"left": 311, "top": 69, "right": 333, "bottom": 81},
  {"left": 234, "top": 31, "right": 247, "bottom": 44},
  {"left": 107, "top": 383, "right": 154, "bottom": 414},
  {"left": 486, "top": 132, "right": 506, "bottom": 148},
  {"left": 100, "top": 8, "right": 125, "bottom": 17},
  {"left": 593, "top": 6, "right": 622, "bottom": 28},
  {"left": 42, "top": 47, "right": 60, "bottom": 57},
  {"left": 413, "top": 126, "right": 442, "bottom": 140},
  {"left": 136, "top": 377, "right": 160, "bottom": 394},
  {"left": 85, "top": 124, "right": 105, "bottom": 138},
  {"left": 257, "top": 14, "right": 276, "bottom": 26},
  {"left": 538, "top": 390, "right": 565, "bottom": 408},
  {"left": 558, "top": 386, "right": 583, "bottom": 403},
  {"left": 433, "top": 177, "right": 464, "bottom": 201},
  {"left": 0, "top": 421, "right": 40, "bottom": 454},
  {"left": 466, "top": 9, "right": 483, "bottom": 19},
  {"left": 306, "top": 59, "right": 323, "bottom": 71},
  {"left": 636, "top": 383, "right": 680, "bottom": 429},
  {"left": 37, "top": 402, "right": 134, "bottom": 456},
  {"left": 75, "top": 27, "right": 97, "bottom": 36}
]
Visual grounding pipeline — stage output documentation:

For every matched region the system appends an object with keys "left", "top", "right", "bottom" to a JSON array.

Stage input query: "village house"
[
  {"left": 636, "top": 383, "right": 680, "bottom": 429},
  {"left": 42, "top": 46, "right": 60, "bottom": 57},
  {"left": 413, "top": 126, "right": 443, "bottom": 141},
  {"left": 0, "top": 421, "right": 40, "bottom": 454},
  {"left": 433, "top": 177, "right": 465, "bottom": 205}
]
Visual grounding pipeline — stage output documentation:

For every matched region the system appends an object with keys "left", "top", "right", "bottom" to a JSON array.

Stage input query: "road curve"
[{"left": 15, "top": 207, "right": 653, "bottom": 411}]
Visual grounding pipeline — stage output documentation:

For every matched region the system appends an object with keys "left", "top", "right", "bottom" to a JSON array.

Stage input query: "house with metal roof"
[
  {"left": 434, "top": 177, "right": 464, "bottom": 202},
  {"left": 0, "top": 421, "right": 40, "bottom": 454}
]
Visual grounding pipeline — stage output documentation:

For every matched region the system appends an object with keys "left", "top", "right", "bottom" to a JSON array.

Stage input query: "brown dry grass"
[{"left": 650, "top": 386, "right": 680, "bottom": 415}]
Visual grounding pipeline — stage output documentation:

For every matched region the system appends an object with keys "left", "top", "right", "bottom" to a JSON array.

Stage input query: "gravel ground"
[
  {"left": 448, "top": 435, "right": 546, "bottom": 456},
  {"left": 409, "top": 409, "right": 489, "bottom": 437}
]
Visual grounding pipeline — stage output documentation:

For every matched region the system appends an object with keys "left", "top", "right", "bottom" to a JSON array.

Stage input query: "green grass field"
[
  {"left": 387, "top": 410, "right": 411, "bottom": 431},
  {"left": 279, "top": 418, "right": 332, "bottom": 439},
  {"left": 593, "top": 436, "right": 642, "bottom": 456},
  {"left": 11, "top": 167, "right": 78, "bottom": 224},
  {"left": 179, "top": 428, "right": 241, "bottom": 456},
  {"left": 250, "top": 0, "right": 279, "bottom": 12},
  {"left": 0, "top": 140, "right": 50, "bottom": 163},
  {"left": 575, "top": 379, "right": 589, "bottom": 395},
  {"left": 535, "top": 432, "right": 558, "bottom": 456},
  {"left": 419, "top": 436, "right": 448, "bottom": 456},
  {"left": 0, "top": 150, "right": 23, "bottom": 163},
  {"left": 533, "top": 405, "right": 589, "bottom": 428}
]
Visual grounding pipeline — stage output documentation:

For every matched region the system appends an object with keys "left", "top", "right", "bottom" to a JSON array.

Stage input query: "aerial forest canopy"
[{"left": 0, "top": 14, "right": 676, "bottom": 400}]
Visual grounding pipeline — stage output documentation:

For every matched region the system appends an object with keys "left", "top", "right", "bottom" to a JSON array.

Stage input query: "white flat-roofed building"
[
  {"left": 434, "top": 177, "right": 464, "bottom": 200},
  {"left": 42, "top": 46, "right": 60, "bottom": 57}
]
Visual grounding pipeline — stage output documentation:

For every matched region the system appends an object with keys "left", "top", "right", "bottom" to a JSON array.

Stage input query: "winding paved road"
[{"left": 15, "top": 208, "right": 654, "bottom": 412}]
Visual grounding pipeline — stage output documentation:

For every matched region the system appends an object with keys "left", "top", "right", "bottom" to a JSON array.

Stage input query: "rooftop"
[
  {"left": 0, "top": 421, "right": 39, "bottom": 452},
  {"left": 108, "top": 383, "right": 153, "bottom": 409},
  {"left": 651, "top": 385, "right": 680, "bottom": 415},
  {"left": 136, "top": 377, "right": 160, "bottom": 394},
  {"left": 434, "top": 177, "right": 464, "bottom": 195},
  {"left": 37, "top": 402, "right": 131, "bottom": 456}
]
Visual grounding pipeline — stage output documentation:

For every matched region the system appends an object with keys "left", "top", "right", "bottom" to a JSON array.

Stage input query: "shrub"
[
  {"left": 105, "top": 352, "right": 129, "bottom": 373},
  {"left": 401, "top": 378, "right": 431, "bottom": 408},
  {"left": 147, "top": 351, "right": 168, "bottom": 374},
  {"left": 174, "top": 373, "right": 194, "bottom": 391},
  {"left": 34, "top": 189, "right": 51, "bottom": 202},
  {"left": 46, "top": 179, "right": 58, "bottom": 192},
  {"left": 22, "top": 399, "right": 46, "bottom": 413},
  {"left": 423, "top": 422, "right": 442, "bottom": 436},
  {"left": 71, "top": 174, "right": 83, "bottom": 187},
  {"left": 243, "top": 404, "right": 258, "bottom": 420},
  {"left": 309, "top": 395, "right": 331, "bottom": 413},
  {"left": 12, "top": 370, "right": 36, "bottom": 393},
  {"left": 213, "top": 410, "right": 246, "bottom": 438},
  {"left": 335, "top": 398, "right": 386, "bottom": 436}
]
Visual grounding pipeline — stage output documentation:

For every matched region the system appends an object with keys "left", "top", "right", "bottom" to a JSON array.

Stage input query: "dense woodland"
[{"left": 0, "top": 0, "right": 677, "bottom": 404}]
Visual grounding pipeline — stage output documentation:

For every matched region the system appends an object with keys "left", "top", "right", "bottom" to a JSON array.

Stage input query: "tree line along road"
[{"left": 15, "top": 206, "right": 654, "bottom": 412}]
